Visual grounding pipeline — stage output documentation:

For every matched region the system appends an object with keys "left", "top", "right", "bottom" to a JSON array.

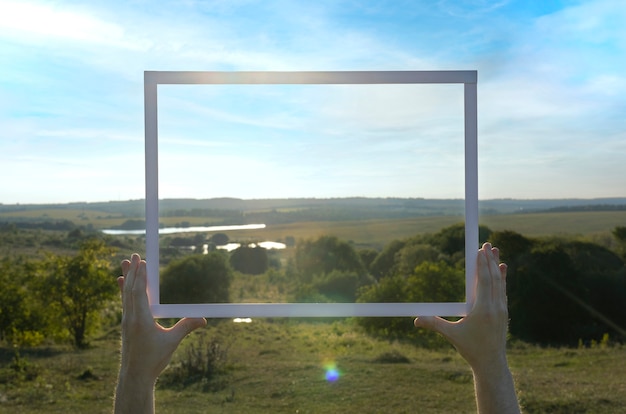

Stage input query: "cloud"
[
  {"left": 0, "top": 0, "right": 624, "bottom": 202},
  {"left": 0, "top": 0, "right": 143, "bottom": 49}
]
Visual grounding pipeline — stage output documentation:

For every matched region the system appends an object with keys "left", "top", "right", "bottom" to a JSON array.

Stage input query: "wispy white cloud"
[
  {"left": 0, "top": 0, "right": 624, "bottom": 202},
  {"left": 0, "top": 0, "right": 145, "bottom": 50}
]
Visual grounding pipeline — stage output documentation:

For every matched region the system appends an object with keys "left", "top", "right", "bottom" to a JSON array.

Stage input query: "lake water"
[
  {"left": 216, "top": 241, "right": 286, "bottom": 252},
  {"left": 101, "top": 223, "right": 266, "bottom": 235},
  {"left": 101, "top": 223, "right": 286, "bottom": 252}
]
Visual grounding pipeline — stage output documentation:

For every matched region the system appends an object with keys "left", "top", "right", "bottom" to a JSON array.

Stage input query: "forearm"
[
  {"left": 114, "top": 370, "right": 156, "bottom": 414},
  {"left": 472, "top": 362, "right": 520, "bottom": 414}
]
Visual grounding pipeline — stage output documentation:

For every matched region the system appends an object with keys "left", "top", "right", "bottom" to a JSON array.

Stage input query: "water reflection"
[
  {"left": 216, "top": 241, "right": 287, "bottom": 252},
  {"left": 102, "top": 223, "right": 266, "bottom": 235}
]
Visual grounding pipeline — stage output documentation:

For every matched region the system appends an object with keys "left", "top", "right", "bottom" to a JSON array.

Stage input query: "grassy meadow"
[
  {"left": 1, "top": 319, "right": 625, "bottom": 413},
  {"left": 1, "top": 205, "right": 626, "bottom": 413},
  {"left": 2, "top": 206, "right": 625, "bottom": 241}
]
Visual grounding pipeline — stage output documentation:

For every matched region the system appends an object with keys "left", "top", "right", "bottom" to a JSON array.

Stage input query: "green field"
[
  {"left": 2, "top": 207, "right": 624, "bottom": 243},
  {"left": 1, "top": 206, "right": 625, "bottom": 413},
  {"left": 1, "top": 319, "right": 625, "bottom": 413}
]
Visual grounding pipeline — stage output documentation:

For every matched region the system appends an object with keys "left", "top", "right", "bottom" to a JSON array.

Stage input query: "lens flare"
[{"left": 323, "top": 360, "right": 341, "bottom": 382}]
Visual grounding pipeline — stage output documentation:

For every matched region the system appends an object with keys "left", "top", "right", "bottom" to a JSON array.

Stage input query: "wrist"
[
  {"left": 118, "top": 353, "right": 159, "bottom": 389},
  {"left": 114, "top": 368, "right": 156, "bottom": 414},
  {"left": 470, "top": 352, "right": 510, "bottom": 379}
]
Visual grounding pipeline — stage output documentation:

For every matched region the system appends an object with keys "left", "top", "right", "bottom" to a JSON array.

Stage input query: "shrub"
[
  {"left": 355, "top": 260, "right": 463, "bottom": 343},
  {"left": 160, "top": 334, "right": 230, "bottom": 391},
  {"left": 230, "top": 245, "right": 268, "bottom": 275},
  {"left": 161, "top": 253, "right": 232, "bottom": 304},
  {"left": 295, "top": 235, "right": 365, "bottom": 283}
]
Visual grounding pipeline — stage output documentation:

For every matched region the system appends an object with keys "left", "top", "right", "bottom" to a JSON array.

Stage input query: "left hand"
[{"left": 117, "top": 253, "right": 207, "bottom": 384}]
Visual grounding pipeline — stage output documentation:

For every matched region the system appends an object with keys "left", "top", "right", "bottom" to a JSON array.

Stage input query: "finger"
[
  {"left": 168, "top": 317, "right": 207, "bottom": 344},
  {"left": 117, "top": 276, "right": 125, "bottom": 296},
  {"left": 485, "top": 246, "right": 503, "bottom": 302},
  {"left": 414, "top": 315, "right": 453, "bottom": 340},
  {"left": 473, "top": 248, "right": 491, "bottom": 310},
  {"left": 491, "top": 245, "right": 499, "bottom": 259},
  {"left": 121, "top": 259, "right": 131, "bottom": 276},
  {"left": 123, "top": 254, "right": 141, "bottom": 298},
  {"left": 498, "top": 263, "right": 508, "bottom": 309},
  {"left": 487, "top": 246, "right": 502, "bottom": 277},
  {"left": 131, "top": 259, "right": 152, "bottom": 319}
]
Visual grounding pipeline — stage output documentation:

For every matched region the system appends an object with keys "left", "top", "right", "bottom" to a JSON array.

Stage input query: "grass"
[
  {"left": 1, "top": 319, "right": 625, "bottom": 413},
  {"left": 3, "top": 207, "right": 625, "bottom": 243},
  {"left": 2, "top": 209, "right": 625, "bottom": 412},
  {"left": 153, "top": 210, "right": 626, "bottom": 252}
]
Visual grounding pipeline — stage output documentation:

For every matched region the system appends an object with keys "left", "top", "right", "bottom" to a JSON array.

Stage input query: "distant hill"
[
  {"left": 1, "top": 197, "right": 625, "bottom": 226},
  {"left": 1, "top": 197, "right": 625, "bottom": 238}
]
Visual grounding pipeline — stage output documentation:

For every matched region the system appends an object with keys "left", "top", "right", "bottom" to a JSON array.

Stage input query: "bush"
[
  {"left": 230, "top": 245, "right": 268, "bottom": 275},
  {"left": 505, "top": 237, "right": 626, "bottom": 345},
  {"left": 161, "top": 253, "right": 232, "bottom": 304},
  {"left": 312, "top": 270, "right": 375, "bottom": 302},
  {"left": 295, "top": 235, "right": 365, "bottom": 283},
  {"left": 160, "top": 333, "right": 230, "bottom": 391},
  {"left": 0, "top": 258, "right": 48, "bottom": 346},
  {"left": 355, "top": 260, "right": 463, "bottom": 342}
]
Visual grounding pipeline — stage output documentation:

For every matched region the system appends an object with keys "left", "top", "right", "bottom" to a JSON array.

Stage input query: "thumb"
[
  {"left": 169, "top": 317, "right": 207, "bottom": 342},
  {"left": 414, "top": 315, "right": 453, "bottom": 338}
]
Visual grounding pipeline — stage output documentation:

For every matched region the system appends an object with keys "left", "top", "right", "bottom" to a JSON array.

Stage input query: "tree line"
[
  {"left": 1, "top": 224, "right": 625, "bottom": 349},
  {"left": 157, "top": 224, "right": 626, "bottom": 346}
]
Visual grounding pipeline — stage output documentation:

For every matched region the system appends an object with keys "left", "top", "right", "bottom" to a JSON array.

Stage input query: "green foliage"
[
  {"left": 0, "top": 258, "right": 48, "bottom": 346},
  {"left": 409, "top": 261, "right": 464, "bottom": 302},
  {"left": 394, "top": 244, "right": 444, "bottom": 277},
  {"left": 0, "top": 351, "right": 41, "bottom": 384},
  {"left": 357, "top": 260, "right": 464, "bottom": 305},
  {"left": 369, "top": 239, "right": 406, "bottom": 280},
  {"left": 295, "top": 235, "right": 365, "bottom": 283},
  {"left": 372, "top": 349, "right": 411, "bottom": 364},
  {"left": 613, "top": 226, "right": 626, "bottom": 259},
  {"left": 504, "top": 234, "right": 626, "bottom": 345},
  {"left": 427, "top": 223, "right": 492, "bottom": 256},
  {"left": 229, "top": 245, "right": 268, "bottom": 275},
  {"left": 292, "top": 236, "right": 372, "bottom": 303},
  {"left": 160, "top": 333, "right": 230, "bottom": 391},
  {"left": 312, "top": 270, "right": 374, "bottom": 302},
  {"left": 356, "top": 261, "right": 463, "bottom": 341},
  {"left": 357, "top": 248, "right": 379, "bottom": 272},
  {"left": 161, "top": 252, "right": 232, "bottom": 304},
  {"left": 209, "top": 233, "right": 229, "bottom": 246},
  {"left": 489, "top": 230, "right": 534, "bottom": 262},
  {"left": 38, "top": 239, "right": 118, "bottom": 348},
  {"left": 612, "top": 226, "right": 626, "bottom": 243}
]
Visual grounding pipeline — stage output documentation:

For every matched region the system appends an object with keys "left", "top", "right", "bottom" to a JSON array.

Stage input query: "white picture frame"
[{"left": 144, "top": 70, "right": 478, "bottom": 318}]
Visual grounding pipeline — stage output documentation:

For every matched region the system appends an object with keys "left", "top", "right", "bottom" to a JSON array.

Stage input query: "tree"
[
  {"left": 369, "top": 239, "right": 406, "bottom": 281},
  {"left": 394, "top": 244, "right": 443, "bottom": 277},
  {"left": 506, "top": 239, "right": 626, "bottom": 345},
  {"left": 355, "top": 260, "right": 463, "bottom": 342},
  {"left": 613, "top": 226, "right": 626, "bottom": 259},
  {"left": 209, "top": 233, "right": 229, "bottom": 246},
  {"left": 295, "top": 235, "right": 365, "bottom": 283},
  {"left": 230, "top": 245, "right": 268, "bottom": 275},
  {"left": 427, "top": 223, "right": 492, "bottom": 257},
  {"left": 0, "top": 257, "right": 48, "bottom": 346},
  {"left": 161, "top": 253, "right": 232, "bottom": 304},
  {"left": 489, "top": 230, "right": 533, "bottom": 263},
  {"left": 40, "top": 239, "right": 118, "bottom": 348},
  {"left": 313, "top": 270, "right": 374, "bottom": 302},
  {"left": 357, "top": 248, "right": 379, "bottom": 273},
  {"left": 613, "top": 226, "right": 626, "bottom": 243},
  {"left": 408, "top": 261, "right": 464, "bottom": 302}
]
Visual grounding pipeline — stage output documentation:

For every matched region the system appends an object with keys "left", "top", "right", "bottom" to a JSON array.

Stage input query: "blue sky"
[{"left": 0, "top": 0, "right": 624, "bottom": 203}]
